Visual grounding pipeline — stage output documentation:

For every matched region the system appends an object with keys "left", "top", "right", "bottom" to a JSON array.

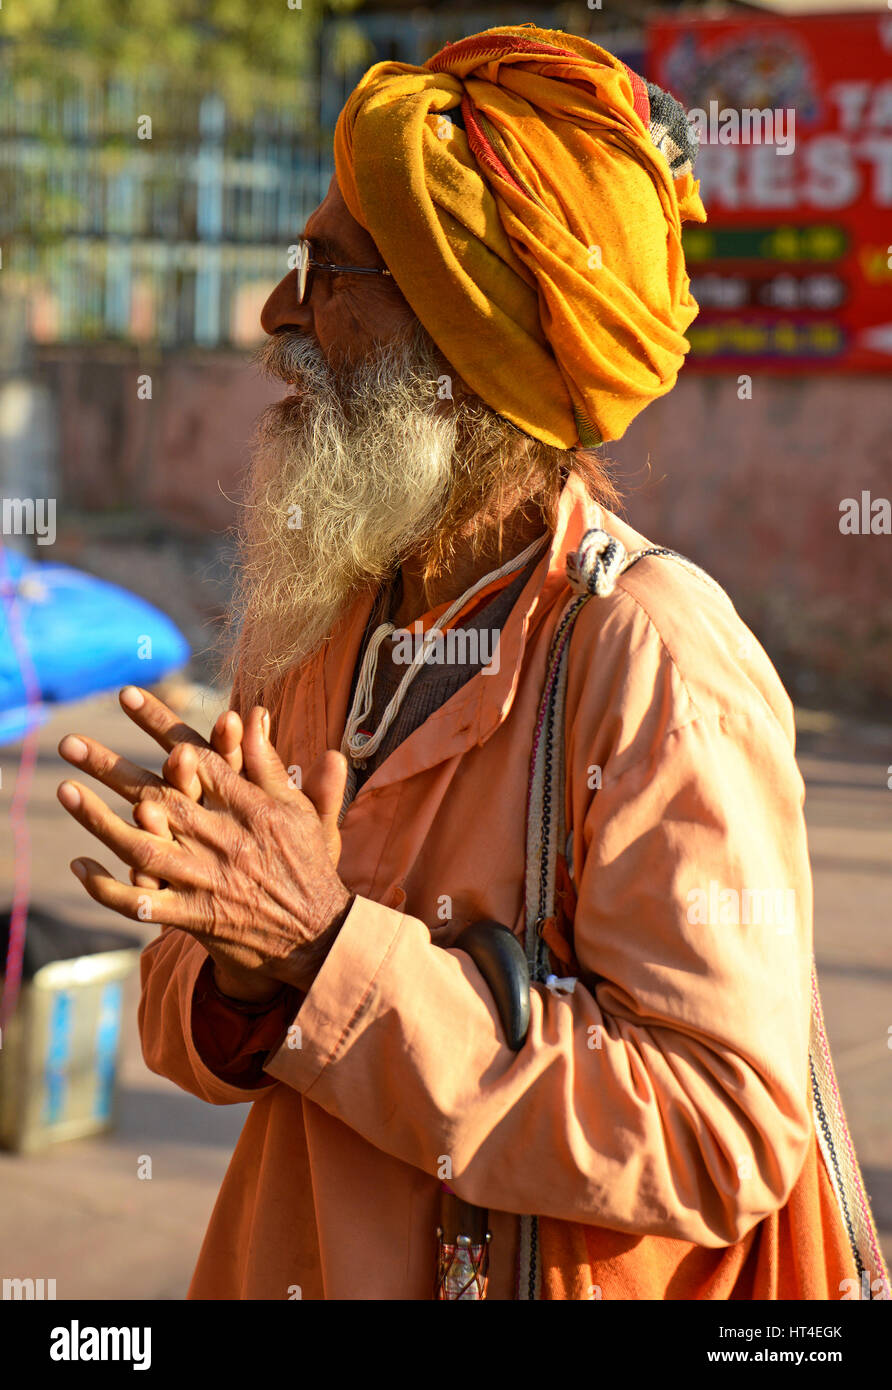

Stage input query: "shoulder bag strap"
[{"left": 516, "top": 528, "right": 889, "bottom": 1301}]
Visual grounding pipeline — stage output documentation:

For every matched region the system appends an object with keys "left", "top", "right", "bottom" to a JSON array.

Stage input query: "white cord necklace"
[{"left": 339, "top": 531, "right": 548, "bottom": 811}]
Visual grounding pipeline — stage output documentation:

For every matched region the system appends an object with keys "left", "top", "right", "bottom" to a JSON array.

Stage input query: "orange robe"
[{"left": 138, "top": 471, "right": 858, "bottom": 1299}]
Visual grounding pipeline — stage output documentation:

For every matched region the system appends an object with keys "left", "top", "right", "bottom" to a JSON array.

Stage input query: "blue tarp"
[{"left": 0, "top": 548, "right": 190, "bottom": 745}]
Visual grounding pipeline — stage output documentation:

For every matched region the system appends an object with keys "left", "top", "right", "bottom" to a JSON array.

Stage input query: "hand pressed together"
[{"left": 57, "top": 686, "right": 353, "bottom": 999}]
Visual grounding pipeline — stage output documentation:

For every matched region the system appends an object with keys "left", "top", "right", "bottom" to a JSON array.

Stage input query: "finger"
[
  {"left": 133, "top": 799, "right": 171, "bottom": 837},
  {"left": 69, "top": 855, "right": 189, "bottom": 930},
  {"left": 163, "top": 742, "right": 203, "bottom": 802},
  {"left": 131, "top": 868, "right": 165, "bottom": 889},
  {"left": 131, "top": 870, "right": 164, "bottom": 889},
  {"left": 303, "top": 750, "right": 349, "bottom": 863},
  {"left": 119, "top": 685, "right": 212, "bottom": 758},
  {"left": 240, "top": 706, "right": 301, "bottom": 803},
  {"left": 59, "top": 733, "right": 167, "bottom": 806},
  {"left": 211, "top": 710, "right": 244, "bottom": 776},
  {"left": 59, "top": 724, "right": 249, "bottom": 819},
  {"left": 176, "top": 735, "right": 252, "bottom": 810},
  {"left": 57, "top": 779, "right": 202, "bottom": 888},
  {"left": 119, "top": 687, "right": 246, "bottom": 787},
  {"left": 303, "top": 749, "right": 350, "bottom": 821},
  {"left": 131, "top": 799, "right": 174, "bottom": 889},
  {"left": 121, "top": 684, "right": 245, "bottom": 786}
]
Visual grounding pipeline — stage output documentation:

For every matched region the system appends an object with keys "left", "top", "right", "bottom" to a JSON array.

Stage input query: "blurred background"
[{"left": 0, "top": 0, "right": 889, "bottom": 1300}]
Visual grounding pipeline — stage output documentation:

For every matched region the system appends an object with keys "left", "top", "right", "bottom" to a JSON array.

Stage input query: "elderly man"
[{"left": 56, "top": 26, "right": 883, "bottom": 1300}]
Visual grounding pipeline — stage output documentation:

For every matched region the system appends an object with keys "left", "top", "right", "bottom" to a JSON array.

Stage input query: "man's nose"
[{"left": 260, "top": 269, "right": 312, "bottom": 336}]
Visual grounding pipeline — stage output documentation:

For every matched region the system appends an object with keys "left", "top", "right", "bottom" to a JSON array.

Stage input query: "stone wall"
[
  {"left": 34, "top": 346, "right": 280, "bottom": 532},
  {"left": 609, "top": 373, "right": 892, "bottom": 713}
]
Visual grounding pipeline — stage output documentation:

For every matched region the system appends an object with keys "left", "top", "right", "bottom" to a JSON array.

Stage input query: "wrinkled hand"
[
  {"left": 125, "top": 689, "right": 347, "bottom": 1000},
  {"left": 57, "top": 687, "right": 353, "bottom": 998},
  {"left": 131, "top": 695, "right": 345, "bottom": 883}
]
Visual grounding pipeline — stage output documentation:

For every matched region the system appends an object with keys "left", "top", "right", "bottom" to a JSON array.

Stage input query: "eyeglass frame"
[{"left": 295, "top": 236, "right": 393, "bottom": 305}]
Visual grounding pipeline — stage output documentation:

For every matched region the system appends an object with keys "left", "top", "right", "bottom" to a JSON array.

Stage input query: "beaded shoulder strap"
[{"left": 516, "top": 528, "right": 889, "bottom": 1302}]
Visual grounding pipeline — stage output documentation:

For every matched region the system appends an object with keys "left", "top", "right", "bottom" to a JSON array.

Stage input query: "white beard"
[
  {"left": 224, "top": 326, "right": 579, "bottom": 709},
  {"left": 227, "top": 328, "right": 465, "bottom": 705}
]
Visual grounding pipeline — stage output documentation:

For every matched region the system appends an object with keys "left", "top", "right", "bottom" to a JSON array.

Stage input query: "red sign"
[{"left": 648, "top": 12, "right": 892, "bottom": 369}]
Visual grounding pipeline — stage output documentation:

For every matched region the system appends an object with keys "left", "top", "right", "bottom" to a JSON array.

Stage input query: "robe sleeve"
[
  {"left": 190, "top": 956, "right": 298, "bottom": 1088},
  {"left": 138, "top": 928, "right": 283, "bottom": 1104},
  {"left": 262, "top": 700, "right": 814, "bottom": 1247}
]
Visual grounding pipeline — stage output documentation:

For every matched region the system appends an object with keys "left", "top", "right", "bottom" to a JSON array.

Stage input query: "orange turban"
[{"left": 333, "top": 25, "right": 706, "bottom": 449}]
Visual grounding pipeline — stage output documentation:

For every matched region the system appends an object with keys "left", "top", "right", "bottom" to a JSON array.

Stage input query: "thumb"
[
  {"left": 302, "top": 749, "right": 349, "bottom": 864},
  {"left": 240, "top": 707, "right": 300, "bottom": 801}
]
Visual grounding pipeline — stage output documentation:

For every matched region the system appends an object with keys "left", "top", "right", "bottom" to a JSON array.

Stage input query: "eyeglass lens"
[{"left": 296, "top": 239, "right": 310, "bottom": 306}]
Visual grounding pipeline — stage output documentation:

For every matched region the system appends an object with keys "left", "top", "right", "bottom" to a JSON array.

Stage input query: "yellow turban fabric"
[{"left": 334, "top": 25, "right": 707, "bottom": 449}]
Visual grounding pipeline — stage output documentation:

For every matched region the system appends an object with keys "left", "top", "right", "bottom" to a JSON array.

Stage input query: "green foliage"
[
  {"left": 326, "top": 20, "right": 376, "bottom": 78},
  {"left": 0, "top": 0, "right": 359, "bottom": 108},
  {"left": 0, "top": 0, "right": 366, "bottom": 326}
]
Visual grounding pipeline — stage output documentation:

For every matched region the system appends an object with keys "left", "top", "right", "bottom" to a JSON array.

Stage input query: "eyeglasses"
[{"left": 295, "top": 237, "right": 393, "bottom": 305}]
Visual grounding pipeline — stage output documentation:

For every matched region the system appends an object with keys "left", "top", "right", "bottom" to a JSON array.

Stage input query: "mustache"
[
  {"left": 253, "top": 324, "right": 447, "bottom": 404},
  {"left": 253, "top": 331, "right": 336, "bottom": 393}
]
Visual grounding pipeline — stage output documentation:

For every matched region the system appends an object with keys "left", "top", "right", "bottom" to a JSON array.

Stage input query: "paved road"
[{"left": 1, "top": 692, "right": 889, "bottom": 1299}]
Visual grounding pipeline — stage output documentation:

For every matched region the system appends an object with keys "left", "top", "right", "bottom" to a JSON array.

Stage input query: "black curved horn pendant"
[{"left": 435, "top": 920, "right": 532, "bottom": 1300}]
